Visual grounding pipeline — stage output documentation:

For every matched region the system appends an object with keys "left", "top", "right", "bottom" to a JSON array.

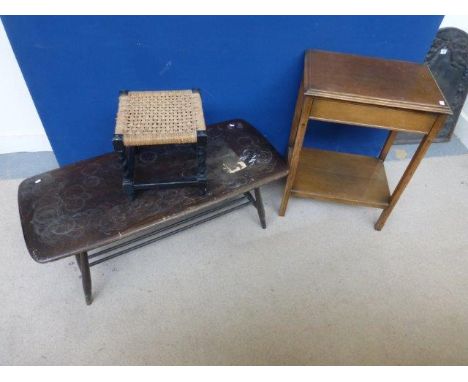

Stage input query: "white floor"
[{"left": 1, "top": 153, "right": 467, "bottom": 365}]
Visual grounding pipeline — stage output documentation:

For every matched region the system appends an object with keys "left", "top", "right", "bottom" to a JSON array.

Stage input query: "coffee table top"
[
  {"left": 18, "top": 120, "right": 288, "bottom": 263},
  {"left": 304, "top": 50, "right": 452, "bottom": 114}
]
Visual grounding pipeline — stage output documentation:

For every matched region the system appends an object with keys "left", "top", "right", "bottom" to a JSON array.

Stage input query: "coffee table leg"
[
  {"left": 75, "top": 253, "right": 81, "bottom": 272},
  {"left": 254, "top": 188, "right": 266, "bottom": 229},
  {"left": 244, "top": 190, "right": 267, "bottom": 228},
  {"left": 77, "top": 252, "right": 92, "bottom": 305}
]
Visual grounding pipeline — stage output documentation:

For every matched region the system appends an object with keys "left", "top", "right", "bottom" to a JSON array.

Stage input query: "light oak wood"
[
  {"left": 288, "top": 78, "right": 305, "bottom": 150},
  {"left": 310, "top": 98, "right": 437, "bottom": 134},
  {"left": 304, "top": 50, "right": 451, "bottom": 114},
  {"left": 379, "top": 131, "right": 397, "bottom": 161},
  {"left": 281, "top": 49, "right": 452, "bottom": 229},
  {"left": 374, "top": 114, "right": 447, "bottom": 230},
  {"left": 279, "top": 96, "right": 314, "bottom": 216},
  {"left": 291, "top": 148, "right": 390, "bottom": 208}
]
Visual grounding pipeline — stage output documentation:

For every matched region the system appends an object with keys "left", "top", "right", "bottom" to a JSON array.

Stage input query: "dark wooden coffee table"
[{"left": 18, "top": 120, "right": 288, "bottom": 305}]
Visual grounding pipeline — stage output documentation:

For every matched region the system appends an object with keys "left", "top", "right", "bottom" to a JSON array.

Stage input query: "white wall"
[
  {"left": 440, "top": 16, "right": 468, "bottom": 33},
  {"left": 0, "top": 19, "right": 52, "bottom": 154}
]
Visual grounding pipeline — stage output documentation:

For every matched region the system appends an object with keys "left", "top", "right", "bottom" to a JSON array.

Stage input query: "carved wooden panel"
[{"left": 396, "top": 27, "right": 468, "bottom": 144}]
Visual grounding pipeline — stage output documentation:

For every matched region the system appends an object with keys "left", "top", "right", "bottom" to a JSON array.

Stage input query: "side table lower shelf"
[{"left": 291, "top": 148, "right": 391, "bottom": 209}]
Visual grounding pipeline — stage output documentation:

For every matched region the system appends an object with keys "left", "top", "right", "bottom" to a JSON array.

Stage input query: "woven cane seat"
[{"left": 115, "top": 90, "right": 206, "bottom": 146}]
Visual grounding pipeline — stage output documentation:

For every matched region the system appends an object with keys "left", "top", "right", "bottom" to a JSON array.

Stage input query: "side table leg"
[
  {"left": 254, "top": 188, "right": 267, "bottom": 229},
  {"left": 375, "top": 115, "right": 446, "bottom": 230},
  {"left": 279, "top": 96, "right": 314, "bottom": 216},
  {"left": 288, "top": 78, "right": 305, "bottom": 158},
  {"left": 378, "top": 131, "right": 397, "bottom": 161},
  {"left": 77, "top": 252, "right": 92, "bottom": 305}
]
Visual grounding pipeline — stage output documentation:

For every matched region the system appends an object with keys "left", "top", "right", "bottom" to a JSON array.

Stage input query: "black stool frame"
[
  {"left": 113, "top": 89, "right": 208, "bottom": 200},
  {"left": 113, "top": 131, "right": 207, "bottom": 200}
]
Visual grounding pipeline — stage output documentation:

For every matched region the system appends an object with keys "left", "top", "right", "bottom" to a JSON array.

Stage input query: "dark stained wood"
[
  {"left": 254, "top": 188, "right": 266, "bottom": 229},
  {"left": 77, "top": 252, "right": 92, "bottom": 305},
  {"left": 18, "top": 120, "right": 288, "bottom": 263},
  {"left": 291, "top": 148, "right": 390, "bottom": 208},
  {"left": 304, "top": 50, "right": 452, "bottom": 115},
  {"left": 310, "top": 98, "right": 438, "bottom": 134}
]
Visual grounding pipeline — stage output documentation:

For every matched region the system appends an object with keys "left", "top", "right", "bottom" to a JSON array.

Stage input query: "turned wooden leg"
[
  {"left": 124, "top": 147, "right": 135, "bottom": 200},
  {"left": 279, "top": 96, "right": 314, "bottom": 216},
  {"left": 113, "top": 134, "right": 135, "bottom": 201},
  {"left": 375, "top": 115, "right": 447, "bottom": 230},
  {"left": 197, "top": 130, "right": 208, "bottom": 195},
  {"left": 77, "top": 252, "right": 92, "bottom": 305}
]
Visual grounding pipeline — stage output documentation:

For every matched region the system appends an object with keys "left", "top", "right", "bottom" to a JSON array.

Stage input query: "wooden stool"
[
  {"left": 113, "top": 89, "right": 207, "bottom": 200},
  {"left": 279, "top": 50, "right": 452, "bottom": 230}
]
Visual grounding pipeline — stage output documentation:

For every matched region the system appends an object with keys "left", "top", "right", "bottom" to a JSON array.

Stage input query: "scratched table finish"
[{"left": 18, "top": 120, "right": 288, "bottom": 304}]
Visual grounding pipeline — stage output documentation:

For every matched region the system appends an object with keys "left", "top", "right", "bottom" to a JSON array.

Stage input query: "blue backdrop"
[{"left": 2, "top": 16, "right": 443, "bottom": 166}]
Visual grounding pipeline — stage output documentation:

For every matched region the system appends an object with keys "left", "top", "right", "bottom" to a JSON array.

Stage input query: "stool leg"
[
  {"left": 197, "top": 130, "right": 208, "bottom": 194},
  {"left": 77, "top": 252, "right": 92, "bottom": 305},
  {"left": 113, "top": 134, "right": 135, "bottom": 201},
  {"left": 124, "top": 147, "right": 135, "bottom": 200}
]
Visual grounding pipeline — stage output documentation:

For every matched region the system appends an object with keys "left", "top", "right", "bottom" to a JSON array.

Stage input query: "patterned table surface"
[{"left": 18, "top": 120, "right": 288, "bottom": 263}]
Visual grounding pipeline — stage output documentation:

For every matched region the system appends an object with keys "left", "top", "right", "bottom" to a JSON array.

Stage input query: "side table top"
[
  {"left": 18, "top": 120, "right": 288, "bottom": 263},
  {"left": 304, "top": 50, "right": 452, "bottom": 114}
]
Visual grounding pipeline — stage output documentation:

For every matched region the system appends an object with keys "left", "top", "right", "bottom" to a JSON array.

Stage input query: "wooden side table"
[{"left": 279, "top": 50, "right": 452, "bottom": 230}]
